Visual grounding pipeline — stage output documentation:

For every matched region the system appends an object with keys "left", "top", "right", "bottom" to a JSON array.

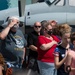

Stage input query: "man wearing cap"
[{"left": 0, "top": 16, "right": 27, "bottom": 69}]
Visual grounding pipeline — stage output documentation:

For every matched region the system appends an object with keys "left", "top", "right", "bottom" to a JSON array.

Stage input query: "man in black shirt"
[{"left": 27, "top": 22, "right": 42, "bottom": 72}]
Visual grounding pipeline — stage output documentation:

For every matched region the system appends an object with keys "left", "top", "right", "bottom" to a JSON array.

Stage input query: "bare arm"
[
  {"left": 22, "top": 47, "right": 26, "bottom": 64},
  {"left": 40, "top": 40, "right": 58, "bottom": 50},
  {"left": 23, "top": 48, "right": 26, "bottom": 60},
  {"left": 0, "top": 26, "right": 11, "bottom": 40},
  {"left": 65, "top": 51, "right": 75, "bottom": 71},
  {"left": 0, "top": 65, "right": 4, "bottom": 75},
  {"left": 29, "top": 45, "right": 37, "bottom": 51},
  {"left": 54, "top": 50, "right": 68, "bottom": 69},
  {"left": 71, "top": 68, "right": 75, "bottom": 71},
  {"left": 0, "top": 19, "right": 18, "bottom": 40},
  {"left": 54, "top": 55, "right": 67, "bottom": 69}
]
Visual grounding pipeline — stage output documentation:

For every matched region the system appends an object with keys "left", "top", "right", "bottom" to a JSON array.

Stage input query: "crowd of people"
[{"left": 0, "top": 16, "right": 75, "bottom": 75}]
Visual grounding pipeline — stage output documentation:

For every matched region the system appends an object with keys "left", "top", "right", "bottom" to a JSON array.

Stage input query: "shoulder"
[
  {"left": 52, "top": 35, "right": 60, "bottom": 42},
  {"left": 68, "top": 50, "right": 74, "bottom": 53},
  {"left": 38, "top": 35, "right": 45, "bottom": 39},
  {"left": 55, "top": 46, "right": 62, "bottom": 52},
  {"left": 55, "top": 47, "right": 60, "bottom": 52},
  {"left": 38, "top": 36, "right": 45, "bottom": 41},
  {"left": 54, "top": 46, "right": 61, "bottom": 56}
]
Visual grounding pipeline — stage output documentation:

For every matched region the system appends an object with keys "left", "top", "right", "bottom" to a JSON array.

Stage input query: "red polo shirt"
[{"left": 37, "top": 35, "right": 60, "bottom": 63}]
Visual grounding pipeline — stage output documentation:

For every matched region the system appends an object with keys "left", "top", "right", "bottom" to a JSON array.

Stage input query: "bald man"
[{"left": 27, "top": 22, "right": 42, "bottom": 73}]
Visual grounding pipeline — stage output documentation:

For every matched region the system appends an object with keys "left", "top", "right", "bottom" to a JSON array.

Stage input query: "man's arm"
[
  {"left": 0, "top": 19, "right": 18, "bottom": 40},
  {"left": 22, "top": 47, "right": 26, "bottom": 63},
  {"left": 0, "top": 26, "right": 11, "bottom": 40},
  {"left": 29, "top": 45, "right": 37, "bottom": 51}
]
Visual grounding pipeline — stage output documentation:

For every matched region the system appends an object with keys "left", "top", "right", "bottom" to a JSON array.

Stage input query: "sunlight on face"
[
  {"left": 34, "top": 22, "right": 42, "bottom": 33},
  {"left": 46, "top": 24, "right": 52, "bottom": 30},
  {"left": 62, "top": 33, "right": 71, "bottom": 44}
]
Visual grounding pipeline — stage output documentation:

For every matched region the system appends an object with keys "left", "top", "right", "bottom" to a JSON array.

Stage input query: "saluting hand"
[{"left": 8, "top": 19, "right": 18, "bottom": 28}]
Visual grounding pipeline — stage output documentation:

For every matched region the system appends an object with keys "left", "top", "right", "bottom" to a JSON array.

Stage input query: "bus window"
[
  {"left": 69, "top": 0, "right": 75, "bottom": 6},
  {"left": 26, "top": 0, "right": 38, "bottom": 5},
  {"left": 26, "top": 0, "right": 32, "bottom": 5},
  {"left": 32, "top": 0, "right": 38, "bottom": 3},
  {"left": 55, "top": 0, "right": 65, "bottom": 6},
  {"left": 38, "top": 0, "right": 44, "bottom": 2},
  {"left": 70, "top": 25, "right": 75, "bottom": 32},
  {"left": 38, "top": 0, "right": 55, "bottom": 3}
]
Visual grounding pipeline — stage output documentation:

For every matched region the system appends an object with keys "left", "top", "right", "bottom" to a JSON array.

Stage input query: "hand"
[
  {"left": 22, "top": 59, "right": 24, "bottom": 64},
  {"left": 66, "top": 44, "right": 70, "bottom": 50},
  {"left": 53, "top": 40, "right": 58, "bottom": 45},
  {"left": 57, "top": 41, "right": 62, "bottom": 46},
  {"left": 65, "top": 50, "right": 68, "bottom": 57},
  {"left": 65, "top": 65, "right": 71, "bottom": 73},
  {"left": 8, "top": 19, "right": 18, "bottom": 28}
]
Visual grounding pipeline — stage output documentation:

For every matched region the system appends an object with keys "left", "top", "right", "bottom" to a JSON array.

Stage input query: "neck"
[
  {"left": 61, "top": 43, "right": 70, "bottom": 49},
  {"left": 37, "top": 32, "right": 40, "bottom": 35}
]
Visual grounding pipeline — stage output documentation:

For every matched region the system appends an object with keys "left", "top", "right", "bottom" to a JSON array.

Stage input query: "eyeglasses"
[{"left": 34, "top": 26, "right": 41, "bottom": 28}]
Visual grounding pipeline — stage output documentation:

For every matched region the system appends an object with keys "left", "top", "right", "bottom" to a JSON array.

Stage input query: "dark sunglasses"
[{"left": 34, "top": 26, "right": 41, "bottom": 28}]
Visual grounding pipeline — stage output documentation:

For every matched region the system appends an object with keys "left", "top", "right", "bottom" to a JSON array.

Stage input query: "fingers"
[
  {"left": 8, "top": 19, "right": 19, "bottom": 28},
  {"left": 53, "top": 40, "right": 58, "bottom": 45}
]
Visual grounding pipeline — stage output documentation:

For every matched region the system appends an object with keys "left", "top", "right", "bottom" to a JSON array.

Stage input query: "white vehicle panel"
[
  {"left": 26, "top": 13, "right": 66, "bottom": 26},
  {"left": 67, "top": 13, "right": 75, "bottom": 25}
]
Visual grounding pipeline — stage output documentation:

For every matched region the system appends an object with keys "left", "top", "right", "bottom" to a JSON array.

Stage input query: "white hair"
[
  {"left": 1, "top": 16, "right": 19, "bottom": 28},
  {"left": 9, "top": 16, "right": 19, "bottom": 20}
]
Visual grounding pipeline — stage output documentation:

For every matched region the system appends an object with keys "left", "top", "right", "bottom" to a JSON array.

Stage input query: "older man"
[
  {"left": 27, "top": 22, "right": 42, "bottom": 73},
  {"left": 0, "top": 16, "right": 27, "bottom": 69}
]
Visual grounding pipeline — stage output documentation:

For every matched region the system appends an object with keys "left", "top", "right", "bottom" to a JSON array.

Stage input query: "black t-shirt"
[
  {"left": 55, "top": 45, "right": 69, "bottom": 75},
  {"left": 27, "top": 31, "right": 39, "bottom": 58},
  {"left": 0, "top": 29, "right": 27, "bottom": 62}
]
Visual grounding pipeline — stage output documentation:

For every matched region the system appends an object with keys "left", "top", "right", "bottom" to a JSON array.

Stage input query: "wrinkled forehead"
[{"left": 34, "top": 22, "right": 41, "bottom": 26}]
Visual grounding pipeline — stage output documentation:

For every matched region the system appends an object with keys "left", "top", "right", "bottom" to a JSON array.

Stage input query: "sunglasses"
[{"left": 34, "top": 26, "right": 41, "bottom": 28}]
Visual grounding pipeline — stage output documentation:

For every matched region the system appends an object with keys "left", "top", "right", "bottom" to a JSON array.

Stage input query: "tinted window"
[{"left": 70, "top": 25, "right": 75, "bottom": 32}]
